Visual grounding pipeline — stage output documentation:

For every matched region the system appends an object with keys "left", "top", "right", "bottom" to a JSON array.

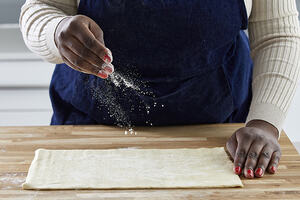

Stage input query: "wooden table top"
[{"left": 0, "top": 123, "right": 299, "bottom": 199}]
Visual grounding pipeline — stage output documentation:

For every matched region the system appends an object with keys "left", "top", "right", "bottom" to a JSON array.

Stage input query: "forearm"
[
  {"left": 19, "top": 0, "right": 77, "bottom": 64},
  {"left": 246, "top": 0, "right": 300, "bottom": 139}
]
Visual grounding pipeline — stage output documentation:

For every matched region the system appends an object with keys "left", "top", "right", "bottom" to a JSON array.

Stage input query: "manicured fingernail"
[
  {"left": 103, "top": 54, "right": 111, "bottom": 63},
  {"left": 271, "top": 166, "right": 276, "bottom": 173},
  {"left": 234, "top": 166, "right": 241, "bottom": 175},
  {"left": 255, "top": 168, "right": 263, "bottom": 177},
  {"left": 103, "top": 65, "right": 114, "bottom": 74},
  {"left": 103, "top": 48, "right": 113, "bottom": 63},
  {"left": 247, "top": 169, "right": 254, "bottom": 178},
  {"left": 97, "top": 70, "right": 108, "bottom": 79}
]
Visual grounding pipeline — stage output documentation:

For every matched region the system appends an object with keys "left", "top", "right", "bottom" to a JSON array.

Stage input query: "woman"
[{"left": 20, "top": 0, "right": 300, "bottom": 179}]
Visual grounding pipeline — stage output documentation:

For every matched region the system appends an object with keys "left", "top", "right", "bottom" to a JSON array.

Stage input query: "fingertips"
[
  {"left": 97, "top": 63, "right": 114, "bottom": 79},
  {"left": 234, "top": 165, "right": 242, "bottom": 175},
  {"left": 254, "top": 145, "right": 272, "bottom": 178},
  {"left": 269, "top": 166, "right": 277, "bottom": 174},
  {"left": 102, "top": 63, "right": 114, "bottom": 74},
  {"left": 254, "top": 167, "right": 264, "bottom": 177},
  {"left": 233, "top": 140, "right": 252, "bottom": 176},
  {"left": 244, "top": 168, "right": 254, "bottom": 179},
  {"left": 267, "top": 150, "right": 281, "bottom": 174},
  {"left": 234, "top": 148, "right": 247, "bottom": 176},
  {"left": 225, "top": 134, "right": 241, "bottom": 175},
  {"left": 96, "top": 47, "right": 113, "bottom": 65},
  {"left": 243, "top": 142, "right": 264, "bottom": 179},
  {"left": 103, "top": 48, "right": 113, "bottom": 64},
  {"left": 97, "top": 70, "right": 109, "bottom": 79},
  {"left": 226, "top": 133, "right": 237, "bottom": 160}
]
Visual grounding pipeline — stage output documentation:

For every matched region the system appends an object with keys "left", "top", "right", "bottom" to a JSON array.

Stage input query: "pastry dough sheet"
[{"left": 23, "top": 147, "right": 243, "bottom": 190}]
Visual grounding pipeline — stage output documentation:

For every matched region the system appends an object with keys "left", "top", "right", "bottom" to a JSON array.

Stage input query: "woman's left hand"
[{"left": 226, "top": 120, "right": 281, "bottom": 178}]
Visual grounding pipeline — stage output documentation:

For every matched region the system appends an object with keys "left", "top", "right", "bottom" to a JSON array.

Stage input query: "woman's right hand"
[{"left": 54, "top": 15, "right": 113, "bottom": 79}]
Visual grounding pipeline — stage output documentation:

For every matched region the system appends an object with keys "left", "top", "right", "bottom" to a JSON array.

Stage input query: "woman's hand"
[
  {"left": 54, "top": 15, "right": 113, "bottom": 79},
  {"left": 226, "top": 120, "right": 281, "bottom": 178}
]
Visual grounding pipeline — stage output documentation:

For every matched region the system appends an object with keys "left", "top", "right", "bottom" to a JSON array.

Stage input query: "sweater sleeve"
[
  {"left": 19, "top": 0, "right": 77, "bottom": 64},
  {"left": 246, "top": 0, "right": 300, "bottom": 138}
]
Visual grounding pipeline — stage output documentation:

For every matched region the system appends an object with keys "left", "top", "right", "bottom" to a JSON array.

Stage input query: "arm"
[
  {"left": 19, "top": 0, "right": 113, "bottom": 77},
  {"left": 226, "top": 0, "right": 300, "bottom": 179},
  {"left": 245, "top": 0, "right": 300, "bottom": 139},
  {"left": 19, "top": 0, "right": 77, "bottom": 64}
]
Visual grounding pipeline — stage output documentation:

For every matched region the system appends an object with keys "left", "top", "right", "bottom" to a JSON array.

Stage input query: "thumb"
[{"left": 225, "top": 132, "right": 238, "bottom": 161}]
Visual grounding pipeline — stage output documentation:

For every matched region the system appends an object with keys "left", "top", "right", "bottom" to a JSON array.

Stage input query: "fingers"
[
  {"left": 88, "top": 17, "right": 106, "bottom": 45},
  {"left": 60, "top": 45, "right": 103, "bottom": 77},
  {"left": 267, "top": 150, "right": 281, "bottom": 174},
  {"left": 58, "top": 34, "right": 114, "bottom": 77},
  {"left": 254, "top": 145, "right": 273, "bottom": 177},
  {"left": 226, "top": 132, "right": 237, "bottom": 161},
  {"left": 62, "top": 36, "right": 109, "bottom": 71},
  {"left": 55, "top": 15, "right": 114, "bottom": 74},
  {"left": 62, "top": 55, "right": 87, "bottom": 74},
  {"left": 98, "top": 63, "right": 114, "bottom": 79},
  {"left": 233, "top": 132, "right": 253, "bottom": 176},
  {"left": 87, "top": 20, "right": 114, "bottom": 65},
  {"left": 243, "top": 142, "right": 265, "bottom": 178},
  {"left": 70, "top": 22, "right": 113, "bottom": 64},
  {"left": 230, "top": 126, "right": 282, "bottom": 179},
  {"left": 226, "top": 133, "right": 243, "bottom": 176}
]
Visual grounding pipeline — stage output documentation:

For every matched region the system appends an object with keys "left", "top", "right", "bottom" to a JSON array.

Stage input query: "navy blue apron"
[{"left": 49, "top": 0, "right": 253, "bottom": 127}]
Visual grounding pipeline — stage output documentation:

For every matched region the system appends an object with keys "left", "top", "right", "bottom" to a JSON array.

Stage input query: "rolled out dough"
[{"left": 22, "top": 147, "right": 243, "bottom": 190}]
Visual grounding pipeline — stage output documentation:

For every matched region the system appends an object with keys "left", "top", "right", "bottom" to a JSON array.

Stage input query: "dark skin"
[
  {"left": 54, "top": 15, "right": 114, "bottom": 79},
  {"left": 55, "top": 16, "right": 282, "bottom": 178},
  {"left": 226, "top": 119, "right": 281, "bottom": 178}
]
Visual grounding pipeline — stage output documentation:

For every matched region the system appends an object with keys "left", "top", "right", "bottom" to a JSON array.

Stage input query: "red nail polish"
[
  {"left": 104, "top": 66, "right": 113, "bottom": 73},
  {"left": 98, "top": 70, "right": 108, "bottom": 79},
  {"left": 247, "top": 169, "right": 254, "bottom": 178},
  {"left": 234, "top": 166, "right": 241, "bottom": 175},
  {"left": 103, "top": 54, "right": 111, "bottom": 63},
  {"left": 255, "top": 168, "right": 263, "bottom": 177},
  {"left": 271, "top": 166, "right": 276, "bottom": 173}
]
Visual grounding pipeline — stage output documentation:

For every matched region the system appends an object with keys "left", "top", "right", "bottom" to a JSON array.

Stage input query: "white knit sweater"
[{"left": 19, "top": 0, "right": 300, "bottom": 136}]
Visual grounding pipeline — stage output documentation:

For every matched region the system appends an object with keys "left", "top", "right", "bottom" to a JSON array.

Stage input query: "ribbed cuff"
[
  {"left": 245, "top": 103, "right": 286, "bottom": 140},
  {"left": 45, "top": 16, "right": 69, "bottom": 64}
]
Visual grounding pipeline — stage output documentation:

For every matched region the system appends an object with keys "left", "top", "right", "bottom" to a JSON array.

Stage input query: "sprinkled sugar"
[{"left": 86, "top": 63, "right": 165, "bottom": 135}]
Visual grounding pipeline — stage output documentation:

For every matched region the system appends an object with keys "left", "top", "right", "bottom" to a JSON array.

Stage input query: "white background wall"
[
  {"left": 0, "top": 0, "right": 299, "bottom": 152},
  {"left": 0, "top": 24, "right": 54, "bottom": 126}
]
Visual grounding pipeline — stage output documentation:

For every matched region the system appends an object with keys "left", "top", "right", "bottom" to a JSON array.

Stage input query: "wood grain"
[{"left": 0, "top": 123, "right": 299, "bottom": 199}]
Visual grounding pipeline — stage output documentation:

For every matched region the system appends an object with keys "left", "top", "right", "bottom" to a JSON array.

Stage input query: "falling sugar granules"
[{"left": 86, "top": 63, "right": 165, "bottom": 135}]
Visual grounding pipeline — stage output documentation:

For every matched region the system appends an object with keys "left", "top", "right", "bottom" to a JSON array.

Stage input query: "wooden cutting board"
[{"left": 0, "top": 123, "right": 299, "bottom": 199}]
